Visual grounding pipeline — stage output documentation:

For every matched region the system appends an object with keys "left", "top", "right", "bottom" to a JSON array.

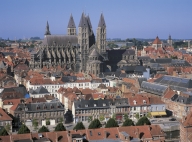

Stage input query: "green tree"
[
  {"left": 46, "top": 119, "right": 50, "bottom": 125},
  {"left": 123, "top": 114, "right": 128, "bottom": 120},
  {"left": 32, "top": 119, "right": 38, "bottom": 131},
  {"left": 147, "top": 112, "right": 152, "bottom": 118},
  {"left": 73, "top": 122, "right": 85, "bottom": 130},
  {"left": 88, "top": 116, "right": 93, "bottom": 123},
  {"left": 135, "top": 113, "right": 140, "bottom": 120},
  {"left": 122, "top": 119, "right": 134, "bottom": 126},
  {"left": 55, "top": 123, "right": 66, "bottom": 131},
  {"left": 5, "top": 123, "right": 11, "bottom": 134},
  {"left": 0, "top": 128, "right": 9, "bottom": 136},
  {"left": 112, "top": 113, "right": 116, "bottom": 120},
  {"left": 18, "top": 124, "right": 30, "bottom": 134},
  {"left": 88, "top": 119, "right": 102, "bottom": 129},
  {"left": 38, "top": 126, "right": 49, "bottom": 133},
  {"left": 105, "top": 118, "right": 119, "bottom": 128},
  {"left": 59, "top": 117, "right": 64, "bottom": 123},
  {"left": 136, "top": 116, "right": 151, "bottom": 126},
  {"left": 99, "top": 114, "right": 105, "bottom": 122}
]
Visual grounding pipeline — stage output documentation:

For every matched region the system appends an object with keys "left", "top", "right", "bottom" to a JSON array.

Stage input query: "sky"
[{"left": 0, "top": 0, "right": 192, "bottom": 40}]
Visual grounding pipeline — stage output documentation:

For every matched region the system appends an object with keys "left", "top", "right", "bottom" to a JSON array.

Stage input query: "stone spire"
[
  {"left": 78, "top": 12, "right": 88, "bottom": 27},
  {"left": 45, "top": 21, "right": 51, "bottom": 35},
  {"left": 67, "top": 14, "right": 76, "bottom": 28},
  {"left": 168, "top": 34, "right": 171, "bottom": 40},
  {"left": 98, "top": 13, "right": 106, "bottom": 27},
  {"left": 67, "top": 14, "right": 76, "bottom": 35}
]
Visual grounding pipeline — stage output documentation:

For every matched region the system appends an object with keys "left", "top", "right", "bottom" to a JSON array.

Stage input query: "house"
[
  {"left": 0, "top": 125, "right": 165, "bottom": 142},
  {"left": 128, "top": 95, "right": 150, "bottom": 119},
  {"left": 180, "top": 112, "right": 192, "bottom": 142},
  {"left": 149, "top": 97, "right": 166, "bottom": 117},
  {"left": 0, "top": 107, "right": 13, "bottom": 132},
  {"left": 29, "top": 86, "right": 50, "bottom": 98},
  {"left": 72, "top": 98, "right": 129, "bottom": 123},
  {"left": 10, "top": 102, "right": 64, "bottom": 127}
]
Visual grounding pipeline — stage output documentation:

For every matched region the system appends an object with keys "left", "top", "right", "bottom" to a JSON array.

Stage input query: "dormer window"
[
  {"left": 51, "top": 105, "right": 54, "bottom": 109},
  {"left": 94, "top": 104, "right": 97, "bottom": 107},
  {"left": 133, "top": 100, "right": 137, "bottom": 105},
  {"left": 103, "top": 103, "right": 106, "bottom": 106},
  {"left": 58, "top": 105, "right": 61, "bottom": 108},
  {"left": 44, "top": 105, "right": 47, "bottom": 109},
  {"left": 37, "top": 105, "right": 40, "bottom": 110},
  {"left": 85, "top": 104, "right": 89, "bottom": 107},
  {"left": 25, "top": 107, "right": 28, "bottom": 111}
]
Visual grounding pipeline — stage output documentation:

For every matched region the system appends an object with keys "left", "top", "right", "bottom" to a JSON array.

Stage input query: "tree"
[
  {"left": 112, "top": 113, "right": 116, "bottom": 120},
  {"left": 88, "top": 119, "right": 102, "bottom": 129},
  {"left": 18, "top": 124, "right": 30, "bottom": 134},
  {"left": 55, "top": 123, "right": 66, "bottom": 131},
  {"left": 5, "top": 123, "right": 11, "bottom": 134},
  {"left": 122, "top": 119, "right": 134, "bottom": 126},
  {"left": 0, "top": 128, "right": 9, "bottom": 136},
  {"left": 88, "top": 116, "right": 93, "bottom": 123},
  {"left": 105, "top": 118, "right": 118, "bottom": 128},
  {"left": 59, "top": 117, "right": 64, "bottom": 123},
  {"left": 135, "top": 113, "right": 140, "bottom": 120},
  {"left": 38, "top": 126, "right": 49, "bottom": 133},
  {"left": 99, "top": 114, "right": 105, "bottom": 122},
  {"left": 147, "top": 112, "right": 152, "bottom": 118},
  {"left": 123, "top": 114, "right": 128, "bottom": 120},
  {"left": 73, "top": 122, "right": 85, "bottom": 130},
  {"left": 46, "top": 119, "right": 50, "bottom": 125},
  {"left": 136, "top": 116, "right": 151, "bottom": 126},
  {"left": 32, "top": 119, "right": 38, "bottom": 131}
]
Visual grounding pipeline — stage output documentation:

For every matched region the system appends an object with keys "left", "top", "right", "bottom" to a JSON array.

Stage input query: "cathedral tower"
[
  {"left": 78, "top": 13, "right": 95, "bottom": 71},
  {"left": 44, "top": 21, "right": 51, "bottom": 36},
  {"left": 67, "top": 14, "right": 76, "bottom": 35},
  {"left": 97, "top": 13, "right": 106, "bottom": 54},
  {"left": 167, "top": 34, "right": 173, "bottom": 46}
]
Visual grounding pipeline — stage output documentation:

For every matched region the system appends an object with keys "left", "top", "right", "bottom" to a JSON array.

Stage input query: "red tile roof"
[
  {"left": 0, "top": 107, "right": 12, "bottom": 121},
  {"left": 152, "top": 36, "right": 162, "bottom": 44}
]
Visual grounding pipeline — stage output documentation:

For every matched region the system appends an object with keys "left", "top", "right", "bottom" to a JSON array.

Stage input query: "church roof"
[
  {"left": 42, "top": 35, "right": 78, "bottom": 46},
  {"left": 89, "top": 48, "right": 100, "bottom": 57},
  {"left": 122, "top": 49, "right": 135, "bottom": 55},
  {"left": 98, "top": 13, "right": 106, "bottom": 27},
  {"left": 152, "top": 36, "right": 162, "bottom": 44},
  {"left": 67, "top": 14, "right": 76, "bottom": 28}
]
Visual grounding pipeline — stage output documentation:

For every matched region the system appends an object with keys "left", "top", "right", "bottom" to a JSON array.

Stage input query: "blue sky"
[{"left": 0, "top": 0, "right": 191, "bottom": 40}]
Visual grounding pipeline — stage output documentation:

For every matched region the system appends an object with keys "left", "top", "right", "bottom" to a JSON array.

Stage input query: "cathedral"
[{"left": 29, "top": 13, "right": 139, "bottom": 76}]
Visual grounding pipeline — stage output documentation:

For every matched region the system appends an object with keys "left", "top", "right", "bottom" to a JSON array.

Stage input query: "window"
[
  {"left": 94, "top": 104, "right": 97, "bottom": 107},
  {"left": 98, "top": 132, "right": 101, "bottom": 136},
  {"left": 85, "top": 104, "right": 89, "bottom": 107}
]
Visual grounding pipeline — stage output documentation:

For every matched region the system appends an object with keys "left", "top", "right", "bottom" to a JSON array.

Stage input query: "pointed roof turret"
[
  {"left": 68, "top": 14, "right": 76, "bottom": 28},
  {"left": 45, "top": 21, "right": 51, "bottom": 35},
  {"left": 98, "top": 13, "right": 106, "bottom": 27},
  {"left": 168, "top": 34, "right": 171, "bottom": 40},
  {"left": 78, "top": 12, "right": 88, "bottom": 27},
  {"left": 89, "top": 48, "right": 100, "bottom": 57},
  {"left": 152, "top": 36, "right": 162, "bottom": 44}
]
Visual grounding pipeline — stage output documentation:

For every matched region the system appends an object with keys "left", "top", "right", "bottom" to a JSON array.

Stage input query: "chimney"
[{"left": 68, "top": 131, "right": 70, "bottom": 136}]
